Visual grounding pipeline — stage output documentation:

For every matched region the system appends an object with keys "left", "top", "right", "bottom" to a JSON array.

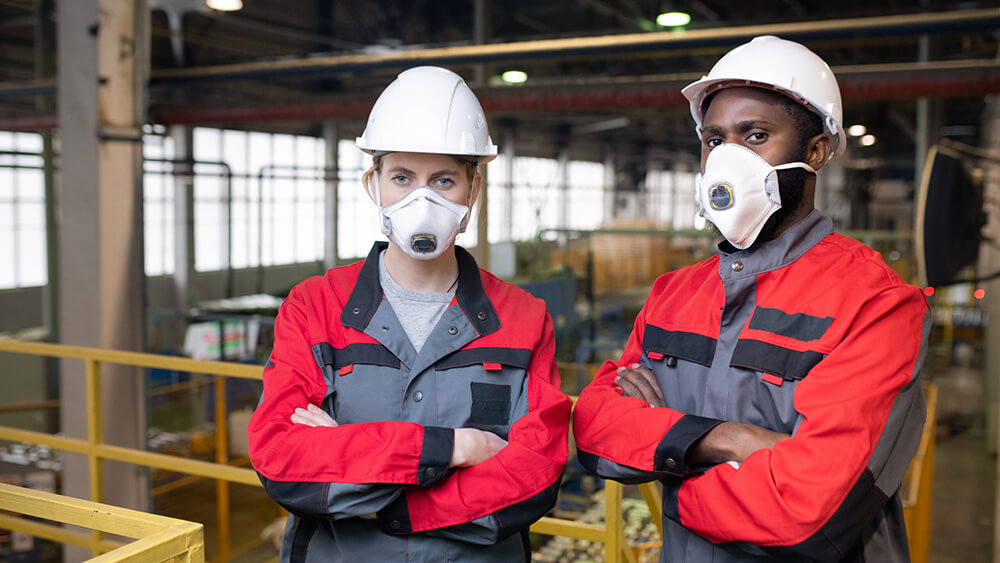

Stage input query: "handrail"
[
  {"left": 0, "top": 339, "right": 260, "bottom": 560},
  {"left": 0, "top": 339, "right": 933, "bottom": 562},
  {"left": 0, "top": 340, "right": 657, "bottom": 561},
  {"left": 0, "top": 482, "right": 204, "bottom": 562},
  {"left": 902, "top": 381, "right": 937, "bottom": 563}
]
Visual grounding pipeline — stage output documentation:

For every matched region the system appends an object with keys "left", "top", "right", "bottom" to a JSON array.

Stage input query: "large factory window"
[
  {"left": 0, "top": 131, "right": 46, "bottom": 289},
  {"left": 142, "top": 128, "right": 327, "bottom": 275}
]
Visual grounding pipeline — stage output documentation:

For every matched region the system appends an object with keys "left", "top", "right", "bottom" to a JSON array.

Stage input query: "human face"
[
  {"left": 699, "top": 87, "right": 802, "bottom": 171},
  {"left": 378, "top": 152, "right": 476, "bottom": 208}
]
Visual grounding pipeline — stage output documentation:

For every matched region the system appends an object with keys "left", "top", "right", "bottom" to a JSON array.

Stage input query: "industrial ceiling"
[{"left": 0, "top": 0, "right": 998, "bottom": 179}]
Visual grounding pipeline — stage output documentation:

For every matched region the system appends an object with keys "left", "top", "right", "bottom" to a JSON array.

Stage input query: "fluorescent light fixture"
[
  {"left": 206, "top": 0, "right": 243, "bottom": 11},
  {"left": 501, "top": 70, "right": 528, "bottom": 84},
  {"left": 847, "top": 124, "right": 867, "bottom": 137},
  {"left": 656, "top": 12, "right": 691, "bottom": 27},
  {"left": 860, "top": 134, "right": 876, "bottom": 146}
]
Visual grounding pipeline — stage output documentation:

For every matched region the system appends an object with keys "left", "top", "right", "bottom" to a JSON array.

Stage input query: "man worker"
[{"left": 573, "top": 35, "right": 930, "bottom": 562}]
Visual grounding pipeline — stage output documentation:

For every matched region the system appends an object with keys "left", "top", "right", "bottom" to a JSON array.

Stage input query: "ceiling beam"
[{"left": 146, "top": 8, "right": 1000, "bottom": 84}]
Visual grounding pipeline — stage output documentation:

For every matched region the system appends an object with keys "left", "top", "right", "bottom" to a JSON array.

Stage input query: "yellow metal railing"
[
  {"left": 0, "top": 340, "right": 259, "bottom": 561},
  {"left": 0, "top": 340, "right": 936, "bottom": 562},
  {"left": 0, "top": 482, "right": 203, "bottom": 562},
  {"left": 903, "top": 381, "right": 938, "bottom": 563}
]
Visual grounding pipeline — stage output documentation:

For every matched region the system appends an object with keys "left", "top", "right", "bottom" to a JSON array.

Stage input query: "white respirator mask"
[
  {"left": 376, "top": 177, "right": 471, "bottom": 260},
  {"left": 696, "top": 144, "right": 815, "bottom": 250}
]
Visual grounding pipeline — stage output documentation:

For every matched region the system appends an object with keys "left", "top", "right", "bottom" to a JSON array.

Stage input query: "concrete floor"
[{"left": 929, "top": 362, "right": 996, "bottom": 562}]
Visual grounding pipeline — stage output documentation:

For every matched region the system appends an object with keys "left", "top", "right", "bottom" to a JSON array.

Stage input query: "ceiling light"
[
  {"left": 847, "top": 124, "right": 867, "bottom": 137},
  {"left": 206, "top": 0, "right": 243, "bottom": 11},
  {"left": 656, "top": 12, "right": 691, "bottom": 27},
  {"left": 860, "top": 134, "right": 876, "bottom": 146},
  {"left": 501, "top": 70, "right": 528, "bottom": 84}
]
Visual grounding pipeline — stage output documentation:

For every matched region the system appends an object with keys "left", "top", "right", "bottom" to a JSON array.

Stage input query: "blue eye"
[
  {"left": 434, "top": 177, "right": 454, "bottom": 188},
  {"left": 392, "top": 175, "right": 409, "bottom": 184}
]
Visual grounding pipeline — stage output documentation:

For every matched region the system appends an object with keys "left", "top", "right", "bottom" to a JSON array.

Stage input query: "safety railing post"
[
  {"left": 85, "top": 358, "right": 105, "bottom": 555},
  {"left": 215, "top": 375, "right": 229, "bottom": 563},
  {"left": 638, "top": 481, "right": 663, "bottom": 537},
  {"left": 215, "top": 375, "right": 230, "bottom": 563}
]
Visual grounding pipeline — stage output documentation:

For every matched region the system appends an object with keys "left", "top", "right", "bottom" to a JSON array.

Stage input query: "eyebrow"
[
  {"left": 702, "top": 119, "right": 775, "bottom": 136},
  {"left": 386, "top": 166, "right": 460, "bottom": 177}
]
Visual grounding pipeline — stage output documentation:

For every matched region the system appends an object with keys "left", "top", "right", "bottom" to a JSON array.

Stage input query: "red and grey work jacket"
[
  {"left": 573, "top": 211, "right": 930, "bottom": 563},
  {"left": 248, "top": 242, "right": 571, "bottom": 563}
]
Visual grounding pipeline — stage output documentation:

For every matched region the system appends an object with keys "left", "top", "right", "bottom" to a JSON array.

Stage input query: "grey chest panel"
[
  {"left": 639, "top": 276, "right": 826, "bottom": 434},
  {"left": 312, "top": 341, "right": 532, "bottom": 439}
]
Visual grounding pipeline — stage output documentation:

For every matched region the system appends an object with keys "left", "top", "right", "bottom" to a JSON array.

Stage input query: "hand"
[
  {"left": 290, "top": 403, "right": 339, "bottom": 428},
  {"left": 450, "top": 428, "right": 507, "bottom": 468},
  {"left": 615, "top": 363, "right": 665, "bottom": 408},
  {"left": 688, "top": 422, "right": 790, "bottom": 466}
]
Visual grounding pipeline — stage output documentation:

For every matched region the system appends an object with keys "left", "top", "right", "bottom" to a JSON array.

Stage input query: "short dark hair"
[
  {"left": 776, "top": 95, "right": 823, "bottom": 159},
  {"left": 702, "top": 88, "right": 823, "bottom": 159}
]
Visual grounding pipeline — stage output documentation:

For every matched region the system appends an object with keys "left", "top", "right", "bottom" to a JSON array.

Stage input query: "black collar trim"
[
  {"left": 340, "top": 242, "right": 501, "bottom": 337},
  {"left": 341, "top": 241, "right": 387, "bottom": 331}
]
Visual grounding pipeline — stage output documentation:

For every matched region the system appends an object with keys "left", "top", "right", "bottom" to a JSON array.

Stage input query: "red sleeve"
[
  {"left": 672, "top": 285, "right": 929, "bottom": 548},
  {"left": 377, "top": 313, "right": 571, "bottom": 534},
  {"left": 573, "top": 304, "right": 722, "bottom": 477},
  {"left": 248, "top": 284, "right": 452, "bottom": 487}
]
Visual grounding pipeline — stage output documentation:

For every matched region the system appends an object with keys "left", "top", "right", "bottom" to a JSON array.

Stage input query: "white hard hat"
[
  {"left": 681, "top": 35, "right": 845, "bottom": 159},
  {"left": 356, "top": 66, "right": 498, "bottom": 163}
]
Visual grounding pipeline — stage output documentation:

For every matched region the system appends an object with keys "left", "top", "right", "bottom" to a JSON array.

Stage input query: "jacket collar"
[
  {"left": 341, "top": 241, "right": 501, "bottom": 337},
  {"left": 717, "top": 210, "right": 833, "bottom": 280}
]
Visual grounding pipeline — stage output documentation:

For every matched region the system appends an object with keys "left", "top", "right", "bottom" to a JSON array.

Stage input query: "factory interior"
[{"left": 0, "top": 0, "right": 999, "bottom": 561}]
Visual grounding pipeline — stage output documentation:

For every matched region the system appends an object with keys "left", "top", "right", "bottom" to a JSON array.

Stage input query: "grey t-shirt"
[{"left": 378, "top": 251, "right": 455, "bottom": 353}]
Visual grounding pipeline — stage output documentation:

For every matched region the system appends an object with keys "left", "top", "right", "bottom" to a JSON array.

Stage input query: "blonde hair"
[{"left": 361, "top": 153, "right": 481, "bottom": 203}]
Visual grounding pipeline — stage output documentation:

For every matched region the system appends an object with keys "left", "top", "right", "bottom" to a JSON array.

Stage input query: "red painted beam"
[{"left": 1, "top": 75, "right": 998, "bottom": 131}]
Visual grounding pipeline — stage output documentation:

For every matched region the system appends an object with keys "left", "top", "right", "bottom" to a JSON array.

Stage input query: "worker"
[
  {"left": 573, "top": 36, "right": 929, "bottom": 562},
  {"left": 248, "top": 66, "right": 571, "bottom": 562}
]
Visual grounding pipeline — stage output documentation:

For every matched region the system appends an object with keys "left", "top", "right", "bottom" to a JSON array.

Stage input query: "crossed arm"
[
  {"left": 291, "top": 403, "right": 509, "bottom": 469},
  {"left": 613, "top": 363, "right": 788, "bottom": 466}
]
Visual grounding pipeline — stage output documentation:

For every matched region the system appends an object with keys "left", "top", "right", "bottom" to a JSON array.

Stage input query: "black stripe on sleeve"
[
  {"left": 417, "top": 426, "right": 454, "bottom": 486},
  {"left": 655, "top": 414, "right": 724, "bottom": 475},
  {"left": 492, "top": 476, "right": 561, "bottom": 541},
  {"left": 377, "top": 494, "right": 413, "bottom": 535},
  {"left": 762, "top": 469, "right": 887, "bottom": 562}
]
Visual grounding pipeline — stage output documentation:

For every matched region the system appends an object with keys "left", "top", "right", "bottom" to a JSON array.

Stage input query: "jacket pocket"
[
  {"left": 729, "top": 339, "right": 825, "bottom": 383},
  {"left": 312, "top": 342, "right": 403, "bottom": 424},
  {"left": 434, "top": 347, "right": 532, "bottom": 437},
  {"left": 641, "top": 325, "right": 716, "bottom": 367},
  {"left": 730, "top": 339, "right": 827, "bottom": 432}
]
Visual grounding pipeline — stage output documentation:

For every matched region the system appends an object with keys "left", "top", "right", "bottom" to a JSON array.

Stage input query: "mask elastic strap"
[
  {"left": 772, "top": 161, "right": 817, "bottom": 174},
  {"left": 372, "top": 171, "right": 382, "bottom": 207}
]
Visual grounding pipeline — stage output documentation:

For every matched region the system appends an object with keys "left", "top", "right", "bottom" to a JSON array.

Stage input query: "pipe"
[
  {"left": 0, "top": 9, "right": 997, "bottom": 101},
  {"left": 2, "top": 69, "right": 996, "bottom": 131},
  {"left": 146, "top": 8, "right": 1000, "bottom": 83},
  {"left": 152, "top": 71, "right": 1000, "bottom": 126}
]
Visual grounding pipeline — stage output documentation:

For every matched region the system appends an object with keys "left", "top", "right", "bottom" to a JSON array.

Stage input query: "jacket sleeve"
[
  {"left": 248, "top": 285, "right": 455, "bottom": 519},
  {"left": 573, "top": 304, "right": 725, "bottom": 482},
  {"left": 374, "top": 313, "right": 572, "bottom": 544},
  {"left": 665, "top": 286, "right": 930, "bottom": 561}
]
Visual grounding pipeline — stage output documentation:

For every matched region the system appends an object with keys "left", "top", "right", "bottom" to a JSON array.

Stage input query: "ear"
[{"left": 805, "top": 134, "right": 832, "bottom": 170}]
